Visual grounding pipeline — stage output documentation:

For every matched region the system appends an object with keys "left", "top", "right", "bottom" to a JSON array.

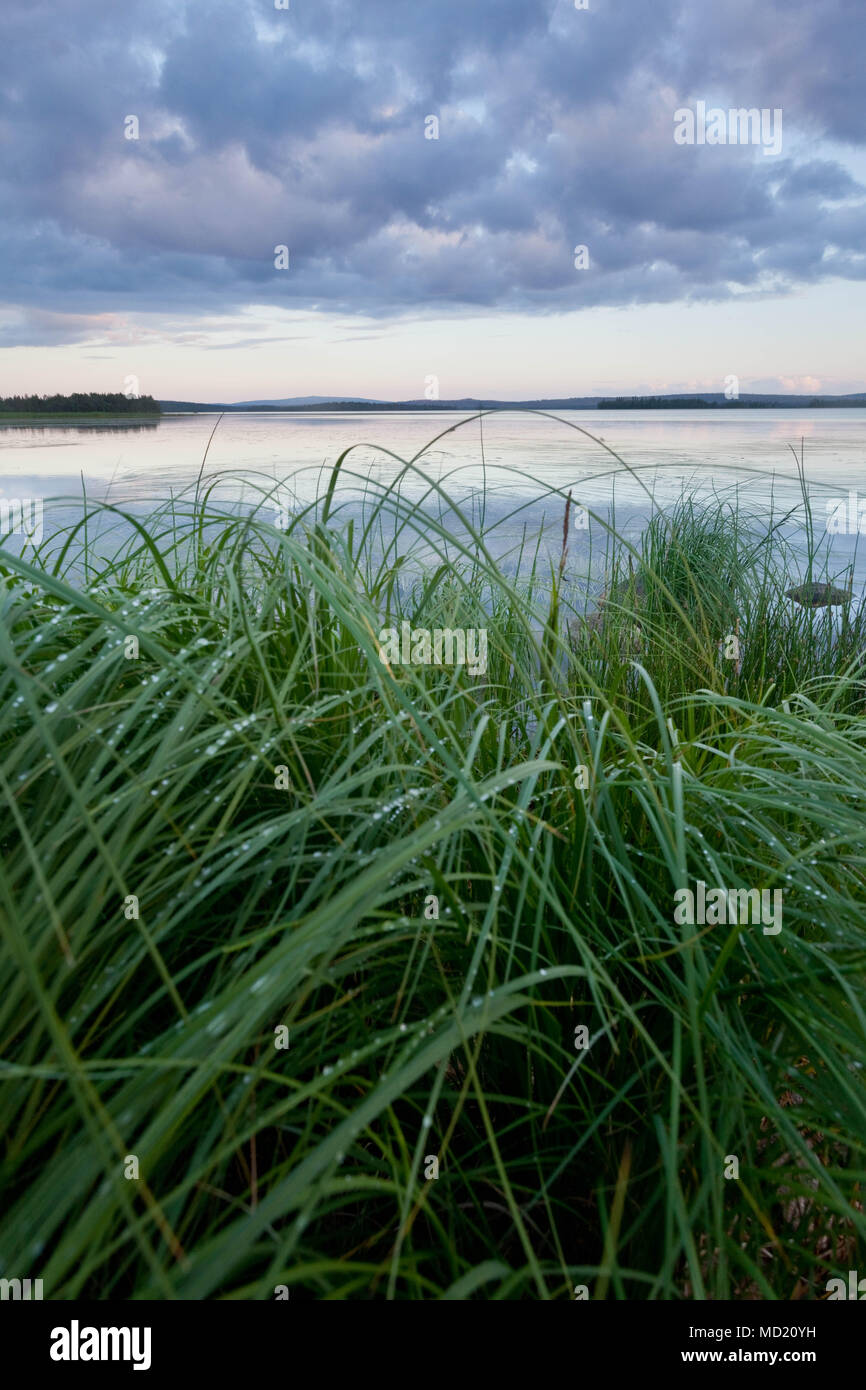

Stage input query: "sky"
[{"left": 1, "top": 0, "right": 865, "bottom": 402}]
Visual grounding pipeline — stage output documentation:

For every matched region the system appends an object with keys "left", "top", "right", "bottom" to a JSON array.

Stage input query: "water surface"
[{"left": 2, "top": 409, "right": 865, "bottom": 588}]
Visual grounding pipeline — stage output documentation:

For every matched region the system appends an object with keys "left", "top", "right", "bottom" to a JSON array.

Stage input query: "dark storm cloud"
[{"left": 0, "top": 0, "right": 864, "bottom": 342}]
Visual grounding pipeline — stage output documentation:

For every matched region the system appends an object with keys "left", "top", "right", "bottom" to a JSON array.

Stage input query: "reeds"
[{"left": 0, "top": 442, "right": 864, "bottom": 1299}]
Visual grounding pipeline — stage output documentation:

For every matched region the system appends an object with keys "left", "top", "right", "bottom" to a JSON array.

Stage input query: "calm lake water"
[{"left": 2, "top": 408, "right": 866, "bottom": 588}]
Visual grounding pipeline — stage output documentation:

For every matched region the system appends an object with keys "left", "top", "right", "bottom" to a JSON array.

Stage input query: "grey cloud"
[{"left": 0, "top": 0, "right": 864, "bottom": 341}]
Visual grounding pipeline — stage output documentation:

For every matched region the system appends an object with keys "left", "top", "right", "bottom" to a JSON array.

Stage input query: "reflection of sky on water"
[{"left": 1, "top": 410, "right": 865, "bottom": 594}]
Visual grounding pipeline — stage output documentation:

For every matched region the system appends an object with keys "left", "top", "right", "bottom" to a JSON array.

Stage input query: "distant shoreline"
[
  {"left": 3, "top": 394, "right": 866, "bottom": 420},
  {"left": 158, "top": 394, "right": 866, "bottom": 413},
  {"left": 0, "top": 391, "right": 161, "bottom": 419}
]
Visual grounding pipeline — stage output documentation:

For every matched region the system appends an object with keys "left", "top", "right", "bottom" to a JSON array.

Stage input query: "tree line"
[
  {"left": 598, "top": 396, "right": 715, "bottom": 409},
  {"left": 0, "top": 393, "right": 161, "bottom": 414}
]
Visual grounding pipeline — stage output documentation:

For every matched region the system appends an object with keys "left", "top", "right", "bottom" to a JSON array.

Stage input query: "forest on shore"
[{"left": 0, "top": 392, "right": 161, "bottom": 415}]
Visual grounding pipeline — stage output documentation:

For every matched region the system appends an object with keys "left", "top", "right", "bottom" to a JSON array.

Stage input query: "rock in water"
[{"left": 785, "top": 582, "right": 852, "bottom": 608}]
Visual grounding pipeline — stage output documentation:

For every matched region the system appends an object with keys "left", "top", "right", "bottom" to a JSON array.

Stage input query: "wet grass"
[{"left": 0, "top": 440, "right": 864, "bottom": 1300}]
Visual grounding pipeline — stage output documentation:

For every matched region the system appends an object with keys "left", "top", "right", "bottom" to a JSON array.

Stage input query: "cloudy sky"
[{"left": 1, "top": 0, "right": 865, "bottom": 401}]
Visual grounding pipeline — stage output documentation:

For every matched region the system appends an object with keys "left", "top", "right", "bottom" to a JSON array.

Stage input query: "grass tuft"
[{"left": 1, "top": 445, "right": 865, "bottom": 1300}]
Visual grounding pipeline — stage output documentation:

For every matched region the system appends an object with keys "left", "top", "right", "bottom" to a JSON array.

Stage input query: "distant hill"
[
  {"left": 233, "top": 395, "right": 382, "bottom": 407},
  {"left": 157, "top": 391, "right": 866, "bottom": 413}
]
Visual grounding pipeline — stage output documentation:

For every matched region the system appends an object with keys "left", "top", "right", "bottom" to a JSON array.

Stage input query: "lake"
[{"left": 2, "top": 408, "right": 865, "bottom": 588}]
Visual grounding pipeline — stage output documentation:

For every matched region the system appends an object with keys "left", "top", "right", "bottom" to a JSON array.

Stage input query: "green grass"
[{"left": 1, "top": 438, "right": 865, "bottom": 1300}]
